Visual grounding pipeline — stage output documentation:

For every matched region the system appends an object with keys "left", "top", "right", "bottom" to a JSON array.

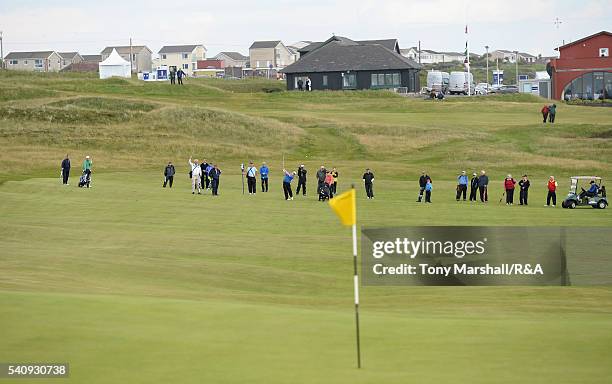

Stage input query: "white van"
[
  {"left": 448, "top": 71, "right": 474, "bottom": 95},
  {"left": 426, "top": 70, "right": 450, "bottom": 93}
]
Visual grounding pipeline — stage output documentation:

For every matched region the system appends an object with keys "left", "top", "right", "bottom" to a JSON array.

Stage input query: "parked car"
[
  {"left": 448, "top": 71, "right": 474, "bottom": 95},
  {"left": 491, "top": 85, "right": 519, "bottom": 94},
  {"left": 474, "top": 83, "right": 490, "bottom": 95}
]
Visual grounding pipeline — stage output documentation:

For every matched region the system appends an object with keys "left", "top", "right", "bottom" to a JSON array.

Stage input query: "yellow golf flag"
[{"left": 328, "top": 189, "right": 356, "bottom": 226}]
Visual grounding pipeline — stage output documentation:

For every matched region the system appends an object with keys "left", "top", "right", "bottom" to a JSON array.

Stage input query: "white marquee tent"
[{"left": 98, "top": 49, "right": 131, "bottom": 79}]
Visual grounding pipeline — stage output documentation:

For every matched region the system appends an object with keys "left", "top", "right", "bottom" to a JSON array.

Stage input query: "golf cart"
[{"left": 561, "top": 176, "right": 607, "bottom": 209}]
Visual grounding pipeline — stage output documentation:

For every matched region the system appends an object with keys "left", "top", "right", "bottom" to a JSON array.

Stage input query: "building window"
[
  {"left": 343, "top": 73, "right": 356, "bottom": 89},
  {"left": 9, "top": 60, "right": 18, "bottom": 65},
  {"left": 183, "top": 63, "right": 189, "bottom": 69},
  {"left": 370, "top": 72, "right": 401, "bottom": 88},
  {"left": 161, "top": 54, "right": 166, "bottom": 60},
  {"left": 323, "top": 75, "right": 328, "bottom": 86},
  {"left": 132, "top": 54, "right": 136, "bottom": 61},
  {"left": 563, "top": 71, "right": 612, "bottom": 100},
  {"left": 182, "top": 53, "right": 189, "bottom": 59},
  {"left": 24, "top": 60, "right": 28, "bottom": 65},
  {"left": 600, "top": 48, "right": 609, "bottom": 57},
  {"left": 34, "top": 59, "right": 43, "bottom": 68}
]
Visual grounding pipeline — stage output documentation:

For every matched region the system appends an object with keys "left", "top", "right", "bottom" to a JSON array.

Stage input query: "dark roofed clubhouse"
[{"left": 280, "top": 35, "right": 421, "bottom": 92}]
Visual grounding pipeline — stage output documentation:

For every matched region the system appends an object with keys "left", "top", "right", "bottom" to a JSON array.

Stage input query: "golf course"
[{"left": 1, "top": 71, "right": 611, "bottom": 383}]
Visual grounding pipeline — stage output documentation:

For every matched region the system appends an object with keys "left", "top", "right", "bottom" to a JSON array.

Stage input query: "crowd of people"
[{"left": 60, "top": 154, "right": 600, "bottom": 209}]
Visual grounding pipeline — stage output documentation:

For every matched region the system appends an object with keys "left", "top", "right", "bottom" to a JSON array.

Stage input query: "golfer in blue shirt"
[
  {"left": 282, "top": 169, "right": 296, "bottom": 200},
  {"left": 260, "top": 162, "right": 269, "bottom": 192}
]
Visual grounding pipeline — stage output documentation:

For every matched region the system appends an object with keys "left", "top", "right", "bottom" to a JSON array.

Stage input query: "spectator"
[
  {"left": 417, "top": 171, "right": 430, "bottom": 202},
  {"left": 163, "top": 161, "right": 175, "bottom": 188},
  {"left": 363, "top": 168, "right": 375, "bottom": 199},
  {"left": 478, "top": 170, "right": 489, "bottom": 203},
  {"left": 296, "top": 164, "right": 307, "bottom": 196},
  {"left": 331, "top": 167, "right": 338, "bottom": 195},
  {"left": 545, "top": 176, "right": 558, "bottom": 207},
  {"left": 260, "top": 162, "right": 269, "bottom": 192},
  {"left": 548, "top": 104, "right": 557, "bottom": 123},
  {"left": 469, "top": 172, "right": 479, "bottom": 202},
  {"left": 246, "top": 161, "right": 258, "bottom": 195},
  {"left": 425, "top": 178, "right": 433, "bottom": 203},
  {"left": 189, "top": 157, "right": 202, "bottom": 194},
  {"left": 504, "top": 174, "right": 516, "bottom": 205},
  {"left": 61, "top": 154, "right": 71, "bottom": 185},
  {"left": 541, "top": 105, "right": 549, "bottom": 124},
  {"left": 316, "top": 165, "right": 327, "bottom": 195},
  {"left": 210, "top": 164, "right": 222, "bottom": 196},
  {"left": 456, "top": 171, "right": 468, "bottom": 201},
  {"left": 518, "top": 174, "right": 530, "bottom": 205}
]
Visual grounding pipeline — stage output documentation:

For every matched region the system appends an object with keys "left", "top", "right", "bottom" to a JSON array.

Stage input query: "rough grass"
[{"left": 0, "top": 71, "right": 610, "bottom": 183}]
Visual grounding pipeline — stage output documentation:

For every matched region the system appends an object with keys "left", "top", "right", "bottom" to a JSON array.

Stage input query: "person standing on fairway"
[
  {"left": 425, "top": 178, "right": 433, "bottom": 203},
  {"left": 417, "top": 171, "right": 430, "bottom": 202},
  {"left": 82, "top": 155, "right": 93, "bottom": 186},
  {"left": 504, "top": 174, "right": 517, "bottom": 205},
  {"left": 282, "top": 169, "right": 296, "bottom": 200},
  {"left": 456, "top": 171, "right": 468, "bottom": 201},
  {"left": 331, "top": 167, "right": 338, "bottom": 195},
  {"left": 163, "top": 161, "right": 175, "bottom": 188},
  {"left": 478, "top": 170, "right": 489, "bottom": 202},
  {"left": 325, "top": 171, "right": 335, "bottom": 199},
  {"left": 546, "top": 176, "right": 558, "bottom": 207},
  {"left": 548, "top": 104, "right": 557, "bottom": 123},
  {"left": 316, "top": 165, "right": 326, "bottom": 195},
  {"left": 541, "top": 105, "right": 549, "bottom": 124},
  {"left": 519, "top": 175, "right": 530, "bottom": 205},
  {"left": 61, "top": 154, "right": 71, "bottom": 185},
  {"left": 363, "top": 168, "right": 375, "bottom": 199},
  {"left": 209, "top": 164, "right": 222, "bottom": 196},
  {"left": 246, "top": 161, "right": 258, "bottom": 195},
  {"left": 260, "top": 162, "right": 269, "bottom": 192},
  {"left": 177, "top": 68, "right": 186, "bottom": 85},
  {"left": 200, "top": 159, "right": 210, "bottom": 190},
  {"left": 296, "top": 164, "right": 307, "bottom": 196},
  {"left": 189, "top": 157, "right": 202, "bottom": 194},
  {"left": 469, "top": 172, "right": 479, "bottom": 202}
]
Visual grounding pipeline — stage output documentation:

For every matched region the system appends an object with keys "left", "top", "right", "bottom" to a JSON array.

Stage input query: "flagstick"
[{"left": 351, "top": 184, "right": 361, "bottom": 369}]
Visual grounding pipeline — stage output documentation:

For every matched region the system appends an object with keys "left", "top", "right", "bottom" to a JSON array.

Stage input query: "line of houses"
[{"left": 3, "top": 41, "right": 543, "bottom": 75}]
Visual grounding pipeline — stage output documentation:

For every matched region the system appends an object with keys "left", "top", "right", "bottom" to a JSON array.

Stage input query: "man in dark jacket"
[
  {"left": 61, "top": 154, "right": 71, "bottom": 185},
  {"left": 417, "top": 171, "right": 430, "bottom": 202},
  {"left": 316, "top": 165, "right": 326, "bottom": 195},
  {"left": 200, "top": 159, "right": 210, "bottom": 190},
  {"left": 519, "top": 174, "right": 530, "bottom": 205},
  {"left": 363, "top": 168, "right": 375, "bottom": 199},
  {"left": 548, "top": 104, "right": 557, "bottom": 123},
  {"left": 177, "top": 68, "right": 186, "bottom": 85},
  {"left": 478, "top": 170, "right": 489, "bottom": 202},
  {"left": 296, "top": 164, "right": 307, "bottom": 196},
  {"left": 163, "top": 161, "right": 175, "bottom": 188},
  {"left": 209, "top": 164, "right": 222, "bottom": 196},
  {"left": 469, "top": 172, "right": 479, "bottom": 202}
]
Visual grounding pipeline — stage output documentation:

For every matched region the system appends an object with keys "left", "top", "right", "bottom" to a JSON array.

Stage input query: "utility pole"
[
  {"left": 514, "top": 50, "right": 519, "bottom": 86},
  {"left": 418, "top": 40, "right": 421, "bottom": 64},
  {"left": 0, "top": 31, "right": 4, "bottom": 70},
  {"left": 129, "top": 37, "right": 133, "bottom": 74},
  {"left": 485, "top": 45, "right": 489, "bottom": 92}
]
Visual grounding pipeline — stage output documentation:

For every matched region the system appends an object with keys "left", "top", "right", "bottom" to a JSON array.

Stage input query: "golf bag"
[
  {"left": 319, "top": 184, "right": 331, "bottom": 201},
  {"left": 78, "top": 170, "right": 91, "bottom": 188}
]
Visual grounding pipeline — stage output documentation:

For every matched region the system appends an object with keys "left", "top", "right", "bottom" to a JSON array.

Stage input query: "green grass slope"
[{"left": 0, "top": 72, "right": 611, "bottom": 383}]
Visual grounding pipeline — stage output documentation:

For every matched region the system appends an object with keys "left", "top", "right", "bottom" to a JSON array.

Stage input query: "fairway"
[{"left": 1, "top": 72, "right": 612, "bottom": 383}]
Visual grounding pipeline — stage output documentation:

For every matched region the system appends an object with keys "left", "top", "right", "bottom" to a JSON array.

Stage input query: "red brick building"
[{"left": 549, "top": 31, "right": 611, "bottom": 100}]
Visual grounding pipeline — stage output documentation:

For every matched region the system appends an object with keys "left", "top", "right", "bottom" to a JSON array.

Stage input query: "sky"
[{"left": 0, "top": 0, "right": 610, "bottom": 58}]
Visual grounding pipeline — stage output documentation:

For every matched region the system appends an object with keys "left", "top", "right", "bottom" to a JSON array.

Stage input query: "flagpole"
[{"left": 351, "top": 184, "right": 361, "bottom": 369}]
